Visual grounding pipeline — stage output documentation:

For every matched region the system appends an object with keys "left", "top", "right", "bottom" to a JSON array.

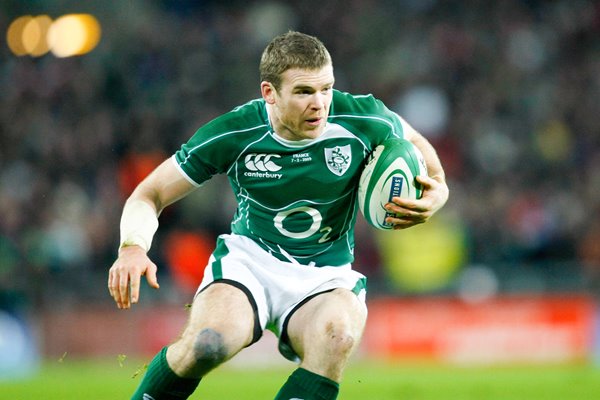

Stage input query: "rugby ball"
[{"left": 358, "top": 138, "right": 427, "bottom": 230}]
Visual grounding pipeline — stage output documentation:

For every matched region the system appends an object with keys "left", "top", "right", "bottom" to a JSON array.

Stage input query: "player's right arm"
[{"left": 108, "top": 158, "right": 197, "bottom": 309}]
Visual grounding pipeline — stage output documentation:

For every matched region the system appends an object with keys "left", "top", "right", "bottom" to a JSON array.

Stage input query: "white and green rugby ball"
[{"left": 358, "top": 138, "right": 427, "bottom": 230}]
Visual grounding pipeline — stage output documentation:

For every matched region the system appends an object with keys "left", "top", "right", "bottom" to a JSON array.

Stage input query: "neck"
[{"left": 266, "top": 103, "right": 292, "bottom": 141}]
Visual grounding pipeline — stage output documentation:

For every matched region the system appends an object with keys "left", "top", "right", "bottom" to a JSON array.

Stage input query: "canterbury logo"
[
  {"left": 244, "top": 153, "right": 282, "bottom": 172},
  {"left": 143, "top": 394, "right": 156, "bottom": 400}
]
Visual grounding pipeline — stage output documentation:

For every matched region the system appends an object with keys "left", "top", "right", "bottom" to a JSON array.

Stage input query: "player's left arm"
[{"left": 386, "top": 117, "right": 449, "bottom": 229}]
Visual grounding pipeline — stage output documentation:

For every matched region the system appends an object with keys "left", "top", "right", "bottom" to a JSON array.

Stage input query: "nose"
[{"left": 311, "top": 93, "right": 325, "bottom": 109}]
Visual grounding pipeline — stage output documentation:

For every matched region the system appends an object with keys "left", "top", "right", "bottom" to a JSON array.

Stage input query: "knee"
[
  {"left": 323, "top": 321, "right": 359, "bottom": 357},
  {"left": 303, "top": 320, "right": 361, "bottom": 382},
  {"left": 175, "top": 328, "right": 229, "bottom": 375},
  {"left": 191, "top": 328, "right": 228, "bottom": 367}
]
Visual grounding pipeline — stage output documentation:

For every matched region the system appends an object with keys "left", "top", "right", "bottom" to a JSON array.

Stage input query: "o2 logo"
[{"left": 273, "top": 206, "right": 332, "bottom": 243}]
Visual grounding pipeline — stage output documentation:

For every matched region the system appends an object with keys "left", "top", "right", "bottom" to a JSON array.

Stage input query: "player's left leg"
[{"left": 274, "top": 288, "right": 367, "bottom": 400}]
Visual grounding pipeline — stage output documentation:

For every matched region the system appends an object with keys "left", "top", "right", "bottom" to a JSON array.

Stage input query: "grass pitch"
[{"left": 1, "top": 357, "right": 600, "bottom": 399}]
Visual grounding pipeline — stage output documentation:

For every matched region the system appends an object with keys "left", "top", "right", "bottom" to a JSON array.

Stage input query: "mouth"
[{"left": 305, "top": 117, "right": 322, "bottom": 127}]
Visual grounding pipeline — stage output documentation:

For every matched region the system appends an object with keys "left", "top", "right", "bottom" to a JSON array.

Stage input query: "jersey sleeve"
[
  {"left": 173, "top": 117, "right": 239, "bottom": 186},
  {"left": 172, "top": 100, "right": 270, "bottom": 186}
]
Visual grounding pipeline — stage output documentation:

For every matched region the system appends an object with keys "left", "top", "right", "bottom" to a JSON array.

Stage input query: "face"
[{"left": 262, "top": 65, "right": 334, "bottom": 141}]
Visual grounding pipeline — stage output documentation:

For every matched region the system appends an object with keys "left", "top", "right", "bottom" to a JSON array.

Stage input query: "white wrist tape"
[{"left": 119, "top": 200, "right": 159, "bottom": 252}]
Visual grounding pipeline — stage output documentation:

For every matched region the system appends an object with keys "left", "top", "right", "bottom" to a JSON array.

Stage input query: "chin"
[
  {"left": 283, "top": 124, "right": 325, "bottom": 141},
  {"left": 301, "top": 131, "right": 323, "bottom": 140},
  {"left": 304, "top": 125, "right": 326, "bottom": 138}
]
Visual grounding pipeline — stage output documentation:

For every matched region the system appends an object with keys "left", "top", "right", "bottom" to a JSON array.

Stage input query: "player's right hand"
[{"left": 108, "top": 245, "right": 159, "bottom": 309}]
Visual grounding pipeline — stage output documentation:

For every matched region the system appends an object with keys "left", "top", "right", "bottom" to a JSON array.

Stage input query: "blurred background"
[{"left": 1, "top": 0, "right": 600, "bottom": 378}]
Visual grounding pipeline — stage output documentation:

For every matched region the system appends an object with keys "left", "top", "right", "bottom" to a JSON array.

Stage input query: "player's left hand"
[{"left": 384, "top": 175, "right": 449, "bottom": 230}]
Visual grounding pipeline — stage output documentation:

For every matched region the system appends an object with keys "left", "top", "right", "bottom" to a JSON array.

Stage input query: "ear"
[{"left": 261, "top": 81, "right": 276, "bottom": 104}]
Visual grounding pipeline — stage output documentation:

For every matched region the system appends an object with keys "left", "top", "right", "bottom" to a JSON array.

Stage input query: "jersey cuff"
[
  {"left": 170, "top": 155, "right": 202, "bottom": 187},
  {"left": 395, "top": 113, "right": 413, "bottom": 140}
]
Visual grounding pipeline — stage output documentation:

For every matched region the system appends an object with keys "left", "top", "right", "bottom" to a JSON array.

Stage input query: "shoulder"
[
  {"left": 175, "top": 98, "right": 270, "bottom": 177},
  {"left": 331, "top": 89, "right": 384, "bottom": 114},
  {"left": 201, "top": 98, "right": 269, "bottom": 138},
  {"left": 184, "top": 99, "right": 270, "bottom": 150},
  {"left": 329, "top": 89, "right": 404, "bottom": 139}
]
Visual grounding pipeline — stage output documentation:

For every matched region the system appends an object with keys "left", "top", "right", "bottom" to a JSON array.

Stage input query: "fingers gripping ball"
[{"left": 358, "top": 138, "right": 427, "bottom": 230}]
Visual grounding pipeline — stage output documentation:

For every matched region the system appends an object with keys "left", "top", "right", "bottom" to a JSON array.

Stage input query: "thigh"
[
  {"left": 286, "top": 288, "right": 368, "bottom": 380},
  {"left": 167, "top": 282, "right": 256, "bottom": 376},
  {"left": 184, "top": 282, "right": 256, "bottom": 344}
]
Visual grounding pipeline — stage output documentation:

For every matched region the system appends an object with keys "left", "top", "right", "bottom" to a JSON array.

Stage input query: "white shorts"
[{"left": 196, "top": 233, "right": 367, "bottom": 362}]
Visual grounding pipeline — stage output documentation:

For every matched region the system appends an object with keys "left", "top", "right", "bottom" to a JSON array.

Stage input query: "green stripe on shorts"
[
  {"left": 351, "top": 277, "right": 367, "bottom": 295},
  {"left": 211, "top": 237, "right": 230, "bottom": 280}
]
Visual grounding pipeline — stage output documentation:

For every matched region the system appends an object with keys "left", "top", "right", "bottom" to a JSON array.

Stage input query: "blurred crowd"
[{"left": 1, "top": 0, "right": 600, "bottom": 309}]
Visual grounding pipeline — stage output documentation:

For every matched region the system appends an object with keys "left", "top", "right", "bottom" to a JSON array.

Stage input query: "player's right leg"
[
  {"left": 167, "top": 282, "right": 256, "bottom": 376},
  {"left": 131, "top": 282, "right": 256, "bottom": 400}
]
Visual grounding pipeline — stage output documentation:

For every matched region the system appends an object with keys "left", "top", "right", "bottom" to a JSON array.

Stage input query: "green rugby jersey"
[{"left": 173, "top": 89, "right": 405, "bottom": 266}]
